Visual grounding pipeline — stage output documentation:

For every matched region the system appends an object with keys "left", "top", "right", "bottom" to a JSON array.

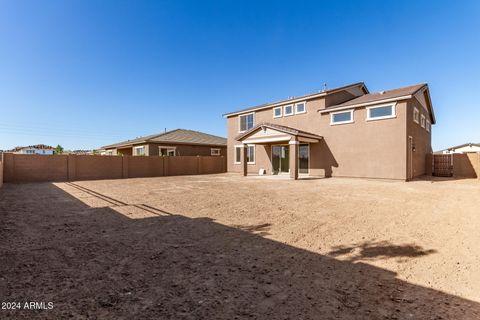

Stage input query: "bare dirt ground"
[{"left": 1, "top": 173, "right": 480, "bottom": 319}]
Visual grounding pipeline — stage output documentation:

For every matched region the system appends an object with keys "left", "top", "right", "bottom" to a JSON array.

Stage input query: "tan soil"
[{"left": 1, "top": 173, "right": 479, "bottom": 319}]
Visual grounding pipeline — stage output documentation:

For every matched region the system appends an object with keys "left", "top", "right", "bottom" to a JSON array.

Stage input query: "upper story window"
[
  {"left": 273, "top": 107, "right": 282, "bottom": 118},
  {"left": 284, "top": 105, "right": 294, "bottom": 116},
  {"left": 420, "top": 114, "right": 426, "bottom": 128},
  {"left": 330, "top": 110, "right": 354, "bottom": 125},
  {"left": 134, "top": 146, "right": 145, "bottom": 156},
  {"left": 413, "top": 107, "right": 420, "bottom": 124},
  {"left": 426, "top": 120, "right": 431, "bottom": 132},
  {"left": 239, "top": 113, "right": 254, "bottom": 132},
  {"left": 366, "top": 104, "right": 396, "bottom": 121},
  {"left": 295, "top": 102, "right": 306, "bottom": 114},
  {"left": 211, "top": 148, "right": 221, "bottom": 156}
]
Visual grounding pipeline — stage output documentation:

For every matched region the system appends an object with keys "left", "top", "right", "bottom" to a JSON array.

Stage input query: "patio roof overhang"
[{"left": 235, "top": 122, "right": 323, "bottom": 144}]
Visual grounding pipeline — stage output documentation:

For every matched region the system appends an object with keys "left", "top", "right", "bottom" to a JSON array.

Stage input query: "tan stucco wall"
[
  {"left": 406, "top": 98, "right": 433, "bottom": 179},
  {"left": 227, "top": 96, "right": 414, "bottom": 180}
]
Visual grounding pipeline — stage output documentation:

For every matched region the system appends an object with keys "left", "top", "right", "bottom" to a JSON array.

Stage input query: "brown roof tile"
[{"left": 103, "top": 129, "right": 227, "bottom": 149}]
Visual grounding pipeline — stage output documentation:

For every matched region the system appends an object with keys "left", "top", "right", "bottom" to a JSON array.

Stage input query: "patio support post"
[
  {"left": 289, "top": 138, "right": 299, "bottom": 180},
  {"left": 242, "top": 144, "right": 248, "bottom": 176}
]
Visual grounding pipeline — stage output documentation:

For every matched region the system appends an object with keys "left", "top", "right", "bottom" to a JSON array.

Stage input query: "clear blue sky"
[{"left": 0, "top": 0, "right": 479, "bottom": 151}]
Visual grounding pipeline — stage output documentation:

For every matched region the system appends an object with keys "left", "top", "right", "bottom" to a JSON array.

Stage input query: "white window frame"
[
  {"left": 366, "top": 103, "right": 396, "bottom": 121},
  {"left": 273, "top": 107, "right": 282, "bottom": 118},
  {"left": 238, "top": 112, "right": 255, "bottom": 133},
  {"left": 134, "top": 146, "right": 146, "bottom": 156},
  {"left": 167, "top": 149, "right": 176, "bottom": 156},
  {"left": 413, "top": 107, "right": 420, "bottom": 124},
  {"left": 234, "top": 145, "right": 242, "bottom": 164},
  {"left": 426, "top": 120, "right": 431, "bottom": 132},
  {"left": 420, "top": 114, "right": 426, "bottom": 128},
  {"left": 295, "top": 101, "right": 306, "bottom": 114},
  {"left": 283, "top": 104, "right": 294, "bottom": 117},
  {"left": 330, "top": 109, "right": 354, "bottom": 125},
  {"left": 247, "top": 145, "right": 255, "bottom": 164},
  {"left": 211, "top": 148, "right": 221, "bottom": 156}
]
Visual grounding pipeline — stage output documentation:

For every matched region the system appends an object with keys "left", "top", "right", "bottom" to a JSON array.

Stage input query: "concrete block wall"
[
  {"left": 2, "top": 153, "right": 227, "bottom": 183},
  {"left": 0, "top": 153, "right": 3, "bottom": 188},
  {"left": 453, "top": 153, "right": 480, "bottom": 179}
]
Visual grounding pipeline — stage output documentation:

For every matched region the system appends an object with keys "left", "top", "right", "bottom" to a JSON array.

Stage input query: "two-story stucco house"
[{"left": 224, "top": 82, "right": 435, "bottom": 180}]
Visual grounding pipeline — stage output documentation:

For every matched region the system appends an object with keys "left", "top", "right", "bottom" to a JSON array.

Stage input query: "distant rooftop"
[
  {"left": 6, "top": 144, "right": 55, "bottom": 152},
  {"left": 103, "top": 129, "right": 227, "bottom": 149}
]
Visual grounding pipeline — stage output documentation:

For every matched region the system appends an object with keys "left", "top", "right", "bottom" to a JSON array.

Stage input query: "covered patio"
[{"left": 235, "top": 123, "right": 323, "bottom": 180}]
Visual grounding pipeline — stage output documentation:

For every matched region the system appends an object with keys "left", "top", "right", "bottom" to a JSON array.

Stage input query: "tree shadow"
[
  {"left": 328, "top": 241, "right": 437, "bottom": 262},
  {"left": 0, "top": 183, "right": 479, "bottom": 319}
]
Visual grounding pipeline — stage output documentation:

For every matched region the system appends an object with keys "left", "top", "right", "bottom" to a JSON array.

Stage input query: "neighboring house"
[
  {"left": 437, "top": 143, "right": 480, "bottom": 154},
  {"left": 102, "top": 129, "right": 227, "bottom": 157},
  {"left": 9, "top": 144, "right": 55, "bottom": 155},
  {"left": 224, "top": 82, "right": 435, "bottom": 180}
]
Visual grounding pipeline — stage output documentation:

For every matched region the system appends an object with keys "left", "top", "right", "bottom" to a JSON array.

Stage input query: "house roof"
[
  {"left": 324, "top": 83, "right": 427, "bottom": 109},
  {"left": 235, "top": 122, "right": 323, "bottom": 141},
  {"left": 320, "top": 83, "right": 436, "bottom": 124},
  {"left": 103, "top": 129, "right": 227, "bottom": 149},
  {"left": 437, "top": 142, "right": 480, "bottom": 153},
  {"left": 223, "top": 82, "right": 369, "bottom": 117},
  {"left": 8, "top": 144, "right": 55, "bottom": 152}
]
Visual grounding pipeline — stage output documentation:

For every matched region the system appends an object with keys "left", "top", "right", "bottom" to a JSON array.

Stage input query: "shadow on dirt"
[
  {"left": 231, "top": 223, "right": 272, "bottom": 236},
  {"left": 328, "top": 241, "right": 437, "bottom": 262},
  {"left": 0, "top": 182, "right": 478, "bottom": 319}
]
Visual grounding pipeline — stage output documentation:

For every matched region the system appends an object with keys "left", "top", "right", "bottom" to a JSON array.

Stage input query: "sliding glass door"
[
  {"left": 272, "top": 144, "right": 309, "bottom": 175},
  {"left": 272, "top": 145, "right": 289, "bottom": 174}
]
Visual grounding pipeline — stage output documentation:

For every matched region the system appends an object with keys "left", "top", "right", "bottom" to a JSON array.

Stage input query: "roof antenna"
[
  {"left": 323, "top": 83, "right": 327, "bottom": 92},
  {"left": 164, "top": 128, "right": 167, "bottom": 133}
]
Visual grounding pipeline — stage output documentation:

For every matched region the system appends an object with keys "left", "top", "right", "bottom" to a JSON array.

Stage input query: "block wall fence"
[
  {"left": 427, "top": 153, "right": 480, "bottom": 179},
  {"left": 1, "top": 154, "right": 227, "bottom": 183},
  {"left": 0, "top": 153, "right": 3, "bottom": 188}
]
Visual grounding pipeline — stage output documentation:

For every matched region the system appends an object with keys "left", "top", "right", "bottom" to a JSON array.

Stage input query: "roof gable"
[{"left": 236, "top": 122, "right": 323, "bottom": 141}]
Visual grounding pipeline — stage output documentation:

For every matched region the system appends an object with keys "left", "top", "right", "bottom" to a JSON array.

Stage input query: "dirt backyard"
[{"left": 1, "top": 174, "right": 479, "bottom": 319}]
